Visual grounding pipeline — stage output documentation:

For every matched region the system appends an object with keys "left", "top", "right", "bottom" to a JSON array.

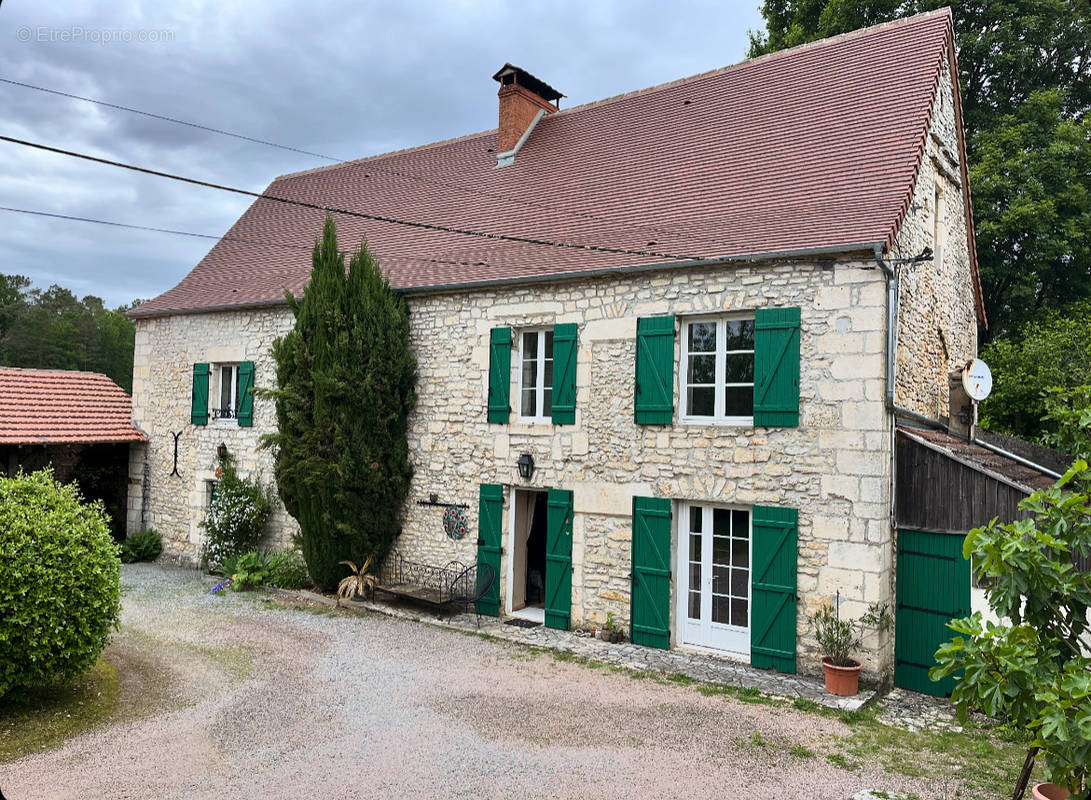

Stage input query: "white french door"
[{"left": 677, "top": 503, "right": 751, "bottom": 655}]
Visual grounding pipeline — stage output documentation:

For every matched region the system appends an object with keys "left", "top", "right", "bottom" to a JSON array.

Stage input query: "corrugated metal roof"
[{"left": 897, "top": 426, "right": 1057, "bottom": 493}]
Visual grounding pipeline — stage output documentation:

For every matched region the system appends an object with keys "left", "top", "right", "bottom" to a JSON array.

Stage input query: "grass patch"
[
  {"left": 792, "top": 697, "right": 821, "bottom": 713},
  {"left": 0, "top": 641, "right": 173, "bottom": 764},
  {"left": 0, "top": 660, "right": 120, "bottom": 763},
  {"left": 830, "top": 713, "right": 1045, "bottom": 796},
  {"left": 826, "top": 752, "right": 860, "bottom": 771},
  {"left": 789, "top": 743, "right": 815, "bottom": 758},
  {"left": 749, "top": 731, "right": 768, "bottom": 748},
  {"left": 667, "top": 673, "right": 695, "bottom": 686}
]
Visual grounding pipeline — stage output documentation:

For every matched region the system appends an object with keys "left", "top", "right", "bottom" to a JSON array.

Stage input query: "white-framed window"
[
  {"left": 679, "top": 315, "right": 755, "bottom": 423},
  {"left": 519, "top": 329, "right": 554, "bottom": 421},
  {"left": 212, "top": 364, "right": 239, "bottom": 422}
]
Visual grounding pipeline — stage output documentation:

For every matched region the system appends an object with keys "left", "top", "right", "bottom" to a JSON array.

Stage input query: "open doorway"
[{"left": 509, "top": 488, "right": 548, "bottom": 622}]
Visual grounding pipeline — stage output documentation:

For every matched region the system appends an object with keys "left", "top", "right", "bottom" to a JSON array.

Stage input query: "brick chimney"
[{"left": 492, "top": 63, "right": 563, "bottom": 165}]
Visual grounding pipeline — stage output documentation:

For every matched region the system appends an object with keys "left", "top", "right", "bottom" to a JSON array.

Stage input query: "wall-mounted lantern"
[
  {"left": 217, "top": 442, "right": 229, "bottom": 460},
  {"left": 517, "top": 452, "right": 535, "bottom": 481}
]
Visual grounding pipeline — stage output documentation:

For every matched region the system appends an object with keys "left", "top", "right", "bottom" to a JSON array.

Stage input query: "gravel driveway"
[{"left": 1, "top": 565, "right": 962, "bottom": 799}]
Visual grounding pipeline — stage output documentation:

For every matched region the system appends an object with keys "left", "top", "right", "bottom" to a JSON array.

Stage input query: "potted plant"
[
  {"left": 932, "top": 461, "right": 1091, "bottom": 800},
  {"left": 811, "top": 600, "right": 891, "bottom": 696}
]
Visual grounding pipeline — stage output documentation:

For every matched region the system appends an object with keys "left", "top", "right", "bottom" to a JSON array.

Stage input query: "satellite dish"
[{"left": 962, "top": 358, "right": 993, "bottom": 402}]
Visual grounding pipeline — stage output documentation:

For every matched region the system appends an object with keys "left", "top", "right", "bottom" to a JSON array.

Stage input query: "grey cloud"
[{"left": 1, "top": 0, "right": 762, "bottom": 308}]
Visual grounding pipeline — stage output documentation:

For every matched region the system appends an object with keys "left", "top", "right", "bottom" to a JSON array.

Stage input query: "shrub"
[
  {"left": 933, "top": 461, "right": 1091, "bottom": 798},
  {"left": 266, "top": 550, "right": 311, "bottom": 589},
  {"left": 200, "top": 453, "right": 274, "bottom": 571},
  {"left": 229, "top": 551, "right": 273, "bottom": 591},
  {"left": 219, "top": 549, "right": 311, "bottom": 591},
  {"left": 119, "top": 528, "right": 162, "bottom": 563},
  {"left": 0, "top": 469, "right": 121, "bottom": 698}
]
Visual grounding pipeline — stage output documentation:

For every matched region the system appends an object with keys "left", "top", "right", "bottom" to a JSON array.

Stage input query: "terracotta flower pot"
[
  {"left": 1031, "top": 783, "right": 1070, "bottom": 800},
  {"left": 821, "top": 657, "right": 861, "bottom": 696}
]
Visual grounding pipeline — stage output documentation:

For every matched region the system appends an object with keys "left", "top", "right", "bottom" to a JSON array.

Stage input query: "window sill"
[
  {"left": 510, "top": 419, "right": 555, "bottom": 434},
  {"left": 678, "top": 416, "right": 754, "bottom": 427}
]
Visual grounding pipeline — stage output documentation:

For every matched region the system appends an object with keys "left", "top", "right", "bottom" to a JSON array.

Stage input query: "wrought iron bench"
[{"left": 374, "top": 550, "right": 496, "bottom": 626}]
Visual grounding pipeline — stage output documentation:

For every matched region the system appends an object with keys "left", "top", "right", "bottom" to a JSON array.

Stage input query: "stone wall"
[
  {"left": 399, "top": 257, "right": 895, "bottom": 678},
  {"left": 129, "top": 308, "right": 298, "bottom": 565},
  {"left": 892, "top": 53, "right": 979, "bottom": 417}
]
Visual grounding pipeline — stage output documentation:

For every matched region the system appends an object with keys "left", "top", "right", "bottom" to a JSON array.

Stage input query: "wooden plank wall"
[
  {"left": 896, "top": 434, "right": 1089, "bottom": 574},
  {"left": 895, "top": 435, "right": 1030, "bottom": 534}
]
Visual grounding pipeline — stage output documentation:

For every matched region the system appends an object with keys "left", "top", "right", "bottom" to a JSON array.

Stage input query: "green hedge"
[{"left": 0, "top": 470, "right": 121, "bottom": 697}]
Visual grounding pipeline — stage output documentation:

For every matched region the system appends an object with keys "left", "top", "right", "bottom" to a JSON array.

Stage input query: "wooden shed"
[{"left": 892, "top": 425, "right": 1060, "bottom": 695}]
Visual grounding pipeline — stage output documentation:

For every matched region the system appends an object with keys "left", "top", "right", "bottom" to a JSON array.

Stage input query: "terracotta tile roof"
[
  {"left": 897, "top": 426, "right": 1058, "bottom": 493},
  {"left": 133, "top": 9, "right": 974, "bottom": 318},
  {"left": 0, "top": 367, "right": 147, "bottom": 445}
]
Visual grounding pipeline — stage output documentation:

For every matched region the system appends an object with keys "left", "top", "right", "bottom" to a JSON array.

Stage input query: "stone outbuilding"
[
  {"left": 128, "top": 10, "right": 996, "bottom": 686},
  {"left": 0, "top": 366, "right": 147, "bottom": 536}
]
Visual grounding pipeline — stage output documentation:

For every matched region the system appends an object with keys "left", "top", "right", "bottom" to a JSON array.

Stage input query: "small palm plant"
[{"left": 336, "top": 556, "right": 378, "bottom": 605}]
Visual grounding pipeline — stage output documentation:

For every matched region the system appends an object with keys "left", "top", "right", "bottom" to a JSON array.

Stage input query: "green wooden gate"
[
  {"left": 751, "top": 505, "right": 798, "bottom": 673},
  {"left": 895, "top": 529, "right": 970, "bottom": 696},
  {"left": 476, "top": 484, "right": 503, "bottom": 617},
  {"left": 631, "top": 496, "right": 672, "bottom": 649},
  {"left": 545, "top": 489, "right": 573, "bottom": 630}
]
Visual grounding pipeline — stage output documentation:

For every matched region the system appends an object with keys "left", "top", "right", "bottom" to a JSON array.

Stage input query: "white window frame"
[
  {"left": 676, "top": 501, "right": 752, "bottom": 656},
  {"left": 517, "top": 328, "right": 553, "bottom": 422},
  {"left": 212, "top": 363, "right": 239, "bottom": 423},
  {"left": 679, "top": 314, "right": 755, "bottom": 425}
]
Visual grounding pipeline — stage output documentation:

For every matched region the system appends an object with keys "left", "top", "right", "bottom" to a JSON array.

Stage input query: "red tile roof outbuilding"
[
  {"left": 0, "top": 367, "right": 147, "bottom": 445},
  {"left": 131, "top": 9, "right": 984, "bottom": 324}
]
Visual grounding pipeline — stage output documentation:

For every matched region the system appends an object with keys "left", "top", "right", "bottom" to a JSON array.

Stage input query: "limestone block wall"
[
  {"left": 399, "top": 258, "right": 896, "bottom": 678},
  {"left": 892, "top": 54, "right": 979, "bottom": 417},
  {"left": 128, "top": 308, "right": 298, "bottom": 564}
]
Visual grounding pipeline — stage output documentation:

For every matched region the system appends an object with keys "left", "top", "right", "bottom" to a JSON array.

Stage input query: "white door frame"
[{"left": 675, "top": 502, "right": 752, "bottom": 656}]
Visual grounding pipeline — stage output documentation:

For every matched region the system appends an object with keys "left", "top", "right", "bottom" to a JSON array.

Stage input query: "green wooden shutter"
[
  {"left": 487, "top": 327, "right": 512, "bottom": 424},
  {"left": 754, "top": 307, "right": 801, "bottom": 427},
  {"left": 236, "top": 361, "right": 255, "bottom": 427},
  {"left": 551, "top": 323, "right": 578, "bottom": 425},
  {"left": 545, "top": 488, "right": 573, "bottom": 630},
  {"left": 895, "top": 529, "right": 970, "bottom": 696},
  {"left": 631, "top": 496, "right": 672, "bottom": 649},
  {"left": 635, "top": 316, "right": 675, "bottom": 424},
  {"left": 191, "top": 363, "right": 210, "bottom": 426},
  {"left": 751, "top": 505, "right": 798, "bottom": 673},
  {"left": 476, "top": 484, "right": 503, "bottom": 617}
]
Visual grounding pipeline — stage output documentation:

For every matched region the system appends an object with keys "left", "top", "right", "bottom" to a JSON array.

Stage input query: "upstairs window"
[
  {"left": 213, "top": 364, "right": 239, "bottom": 421},
  {"left": 680, "top": 316, "right": 755, "bottom": 423},
  {"left": 519, "top": 329, "right": 554, "bottom": 421}
]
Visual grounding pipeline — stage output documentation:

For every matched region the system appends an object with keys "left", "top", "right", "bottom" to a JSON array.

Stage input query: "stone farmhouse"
[{"left": 128, "top": 9, "right": 995, "bottom": 686}]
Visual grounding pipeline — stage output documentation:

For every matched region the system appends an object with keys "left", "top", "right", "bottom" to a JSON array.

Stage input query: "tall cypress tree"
[{"left": 261, "top": 216, "right": 417, "bottom": 590}]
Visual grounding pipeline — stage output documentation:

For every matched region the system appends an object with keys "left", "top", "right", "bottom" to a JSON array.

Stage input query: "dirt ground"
[{"left": 0, "top": 565, "right": 1006, "bottom": 799}]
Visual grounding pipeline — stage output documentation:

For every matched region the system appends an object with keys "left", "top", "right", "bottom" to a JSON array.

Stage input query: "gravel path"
[{"left": 1, "top": 565, "right": 966, "bottom": 799}]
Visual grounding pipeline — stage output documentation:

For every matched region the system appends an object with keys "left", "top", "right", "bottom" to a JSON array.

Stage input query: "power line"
[
  {"left": 0, "top": 134, "right": 707, "bottom": 262},
  {"left": 0, "top": 77, "right": 340, "bottom": 161},
  {"left": 0, "top": 205, "right": 313, "bottom": 251},
  {"left": 0, "top": 205, "right": 522, "bottom": 269},
  {"left": 1, "top": 75, "right": 717, "bottom": 248}
]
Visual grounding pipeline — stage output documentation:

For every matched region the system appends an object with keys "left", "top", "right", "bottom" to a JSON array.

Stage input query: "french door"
[{"left": 678, "top": 503, "right": 751, "bottom": 654}]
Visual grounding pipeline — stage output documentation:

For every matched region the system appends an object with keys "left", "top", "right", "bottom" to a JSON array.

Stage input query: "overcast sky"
[{"left": 1, "top": 1, "right": 765, "bottom": 308}]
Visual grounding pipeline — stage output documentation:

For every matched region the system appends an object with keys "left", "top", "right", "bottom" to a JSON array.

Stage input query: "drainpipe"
[{"left": 874, "top": 243, "right": 938, "bottom": 427}]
